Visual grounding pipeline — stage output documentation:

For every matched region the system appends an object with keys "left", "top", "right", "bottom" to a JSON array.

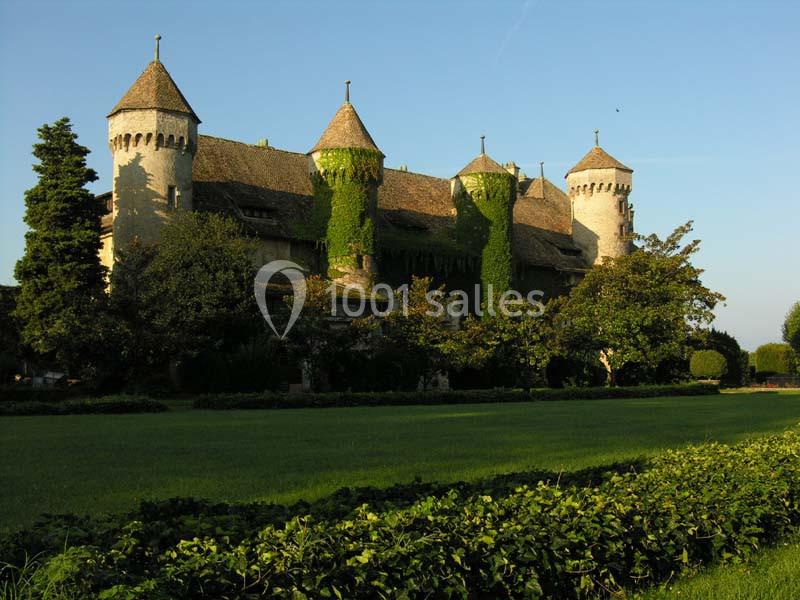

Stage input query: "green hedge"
[
  {"left": 4, "top": 429, "right": 799, "bottom": 598},
  {"left": 192, "top": 383, "right": 719, "bottom": 410},
  {"left": 0, "top": 395, "right": 168, "bottom": 416},
  {"left": 754, "top": 342, "right": 797, "bottom": 377},
  {"left": 690, "top": 349, "right": 728, "bottom": 379}
]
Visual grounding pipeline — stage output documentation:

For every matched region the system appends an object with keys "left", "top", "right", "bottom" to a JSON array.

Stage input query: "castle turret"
[
  {"left": 566, "top": 132, "right": 633, "bottom": 265},
  {"left": 108, "top": 35, "right": 199, "bottom": 255},
  {"left": 308, "top": 81, "right": 384, "bottom": 288},
  {"left": 453, "top": 136, "right": 516, "bottom": 299}
]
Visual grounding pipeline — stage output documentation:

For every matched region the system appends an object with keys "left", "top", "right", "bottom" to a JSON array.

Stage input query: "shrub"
[
  {"left": 753, "top": 343, "right": 797, "bottom": 378},
  {"left": 690, "top": 349, "right": 728, "bottom": 379},
  {"left": 0, "top": 395, "right": 168, "bottom": 416},
  {"left": 192, "top": 383, "right": 719, "bottom": 411},
  {"left": 5, "top": 429, "right": 800, "bottom": 598}
]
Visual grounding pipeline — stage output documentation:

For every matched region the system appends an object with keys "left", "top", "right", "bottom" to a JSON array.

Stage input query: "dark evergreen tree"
[{"left": 13, "top": 118, "right": 106, "bottom": 375}]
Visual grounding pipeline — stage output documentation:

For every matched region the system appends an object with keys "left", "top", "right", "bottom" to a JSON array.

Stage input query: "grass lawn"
[
  {"left": 637, "top": 536, "right": 800, "bottom": 599},
  {"left": 1, "top": 390, "right": 799, "bottom": 530}
]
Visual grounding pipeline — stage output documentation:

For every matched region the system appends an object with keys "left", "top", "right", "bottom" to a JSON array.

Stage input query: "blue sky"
[{"left": 0, "top": 0, "right": 798, "bottom": 350}]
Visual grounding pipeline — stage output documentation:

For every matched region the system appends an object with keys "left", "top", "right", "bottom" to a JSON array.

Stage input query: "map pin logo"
[{"left": 254, "top": 260, "right": 307, "bottom": 339}]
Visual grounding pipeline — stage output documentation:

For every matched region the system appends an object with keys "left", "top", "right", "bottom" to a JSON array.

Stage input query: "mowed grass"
[
  {"left": 637, "top": 536, "right": 800, "bottom": 600},
  {"left": 1, "top": 391, "right": 799, "bottom": 530}
]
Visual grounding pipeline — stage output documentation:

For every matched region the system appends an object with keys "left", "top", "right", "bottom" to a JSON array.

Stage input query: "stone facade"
[
  {"left": 101, "top": 48, "right": 638, "bottom": 298},
  {"left": 568, "top": 166, "right": 633, "bottom": 265}
]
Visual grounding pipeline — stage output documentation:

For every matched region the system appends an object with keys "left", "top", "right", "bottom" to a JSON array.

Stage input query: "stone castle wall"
[{"left": 567, "top": 167, "right": 632, "bottom": 265}]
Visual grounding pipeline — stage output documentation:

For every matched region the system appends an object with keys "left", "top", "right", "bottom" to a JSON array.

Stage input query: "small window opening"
[{"left": 167, "top": 186, "right": 177, "bottom": 210}]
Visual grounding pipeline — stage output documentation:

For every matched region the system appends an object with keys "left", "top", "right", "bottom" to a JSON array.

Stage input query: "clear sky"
[{"left": 0, "top": 0, "right": 798, "bottom": 350}]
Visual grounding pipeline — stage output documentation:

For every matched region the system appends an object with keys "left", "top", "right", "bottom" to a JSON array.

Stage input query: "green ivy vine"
[
  {"left": 454, "top": 172, "right": 515, "bottom": 297},
  {"left": 311, "top": 148, "right": 383, "bottom": 279}
]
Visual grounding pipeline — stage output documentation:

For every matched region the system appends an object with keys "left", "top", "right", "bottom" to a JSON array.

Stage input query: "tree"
[
  {"left": 561, "top": 221, "right": 725, "bottom": 385},
  {"left": 690, "top": 349, "right": 727, "bottom": 380},
  {"left": 783, "top": 301, "right": 800, "bottom": 358},
  {"left": 381, "top": 276, "right": 456, "bottom": 389},
  {"left": 13, "top": 118, "right": 107, "bottom": 375},
  {"left": 112, "top": 212, "right": 259, "bottom": 382}
]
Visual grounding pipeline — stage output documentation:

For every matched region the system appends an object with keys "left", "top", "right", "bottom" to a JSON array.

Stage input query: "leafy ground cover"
[{"left": 1, "top": 391, "right": 798, "bottom": 529}]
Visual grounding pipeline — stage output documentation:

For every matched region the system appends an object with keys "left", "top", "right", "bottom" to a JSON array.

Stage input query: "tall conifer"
[{"left": 14, "top": 117, "right": 106, "bottom": 373}]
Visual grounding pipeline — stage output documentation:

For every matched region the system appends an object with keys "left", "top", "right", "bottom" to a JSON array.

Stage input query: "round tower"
[
  {"left": 107, "top": 35, "right": 200, "bottom": 254},
  {"left": 452, "top": 136, "right": 516, "bottom": 300},
  {"left": 566, "top": 132, "right": 633, "bottom": 265},
  {"left": 308, "top": 81, "right": 384, "bottom": 288}
]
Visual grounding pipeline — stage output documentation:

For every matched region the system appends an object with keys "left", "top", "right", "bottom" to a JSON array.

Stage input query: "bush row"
[
  {"left": 0, "top": 459, "right": 645, "bottom": 573},
  {"left": 192, "top": 383, "right": 719, "bottom": 410},
  {"left": 0, "top": 395, "right": 168, "bottom": 416},
  {"left": 5, "top": 429, "right": 799, "bottom": 598}
]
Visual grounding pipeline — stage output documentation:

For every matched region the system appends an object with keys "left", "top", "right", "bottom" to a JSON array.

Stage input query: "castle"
[{"left": 101, "top": 38, "right": 635, "bottom": 303}]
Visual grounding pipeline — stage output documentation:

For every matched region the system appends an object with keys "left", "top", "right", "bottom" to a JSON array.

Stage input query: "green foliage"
[
  {"left": 455, "top": 172, "right": 515, "bottom": 297},
  {"left": 5, "top": 429, "right": 800, "bottom": 598},
  {"left": 0, "top": 395, "right": 167, "bottom": 417},
  {"left": 562, "top": 221, "right": 725, "bottom": 385},
  {"left": 306, "top": 148, "right": 383, "bottom": 278},
  {"left": 192, "top": 383, "right": 718, "bottom": 410},
  {"left": 783, "top": 301, "right": 800, "bottom": 358},
  {"left": 753, "top": 342, "right": 797, "bottom": 376},
  {"left": 690, "top": 349, "right": 728, "bottom": 379},
  {"left": 691, "top": 329, "right": 749, "bottom": 386},
  {"left": 111, "top": 212, "right": 259, "bottom": 380},
  {"left": 12, "top": 118, "right": 107, "bottom": 376}
]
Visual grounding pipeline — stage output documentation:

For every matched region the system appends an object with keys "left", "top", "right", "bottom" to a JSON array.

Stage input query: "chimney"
[{"left": 504, "top": 161, "right": 521, "bottom": 180}]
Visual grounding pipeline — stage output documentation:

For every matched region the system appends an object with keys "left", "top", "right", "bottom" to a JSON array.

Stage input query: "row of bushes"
[
  {"left": 193, "top": 383, "right": 719, "bottom": 410},
  {"left": 0, "top": 459, "right": 646, "bottom": 572},
  {"left": 0, "top": 395, "right": 168, "bottom": 416},
  {"left": 4, "top": 429, "right": 799, "bottom": 598}
]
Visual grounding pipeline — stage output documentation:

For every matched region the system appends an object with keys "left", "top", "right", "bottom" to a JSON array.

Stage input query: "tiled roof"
[
  {"left": 109, "top": 61, "right": 200, "bottom": 122},
  {"left": 190, "top": 134, "right": 585, "bottom": 270},
  {"left": 309, "top": 102, "right": 382, "bottom": 155},
  {"left": 566, "top": 146, "right": 631, "bottom": 175}
]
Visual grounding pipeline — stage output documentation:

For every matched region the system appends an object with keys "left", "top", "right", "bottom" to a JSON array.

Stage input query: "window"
[
  {"left": 167, "top": 186, "right": 176, "bottom": 210},
  {"left": 619, "top": 224, "right": 626, "bottom": 237},
  {"left": 618, "top": 199, "right": 625, "bottom": 214}
]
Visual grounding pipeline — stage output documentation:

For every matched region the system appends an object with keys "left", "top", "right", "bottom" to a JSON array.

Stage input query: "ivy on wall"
[
  {"left": 301, "top": 148, "right": 382, "bottom": 280},
  {"left": 455, "top": 172, "right": 515, "bottom": 297}
]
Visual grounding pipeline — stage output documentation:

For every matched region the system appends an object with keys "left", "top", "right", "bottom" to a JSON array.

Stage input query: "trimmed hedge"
[
  {"left": 753, "top": 342, "right": 797, "bottom": 377},
  {"left": 0, "top": 395, "right": 168, "bottom": 416},
  {"left": 4, "top": 429, "right": 799, "bottom": 598},
  {"left": 690, "top": 349, "right": 727, "bottom": 379},
  {"left": 193, "top": 383, "right": 719, "bottom": 410}
]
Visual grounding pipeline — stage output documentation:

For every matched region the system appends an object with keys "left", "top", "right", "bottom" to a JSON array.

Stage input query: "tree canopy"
[{"left": 561, "top": 221, "right": 724, "bottom": 384}]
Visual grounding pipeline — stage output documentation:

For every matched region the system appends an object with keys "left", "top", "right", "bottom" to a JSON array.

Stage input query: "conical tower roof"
[
  {"left": 566, "top": 146, "right": 631, "bottom": 176},
  {"left": 309, "top": 100, "right": 382, "bottom": 156},
  {"left": 457, "top": 154, "right": 508, "bottom": 176},
  {"left": 108, "top": 60, "right": 200, "bottom": 122},
  {"left": 456, "top": 136, "right": 508, "bottom": 177}
]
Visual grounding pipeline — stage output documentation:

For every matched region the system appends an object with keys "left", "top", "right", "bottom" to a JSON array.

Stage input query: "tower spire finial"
[
  {"left": 345, "top": 80, "right": 351, "bottom": 103},
  {"left": 594, "top": 129, "right": 600, "bottom": 147},
  {"left": 154, "top": 34, "right": 161, "bottom": 62},
  {"left": 540, "top": 161, "right": 544, "bottom": 180},
  {"left": 480, "top": 134, "right": 485, "bottom": 155}
]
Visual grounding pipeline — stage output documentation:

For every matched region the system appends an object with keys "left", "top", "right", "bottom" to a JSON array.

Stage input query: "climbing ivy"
[
  {"left": 311, "top": 148, "right": 383, "bottom": 280},
  {"left": 454, "top": 172, "right": 515, "bottom": 298}
]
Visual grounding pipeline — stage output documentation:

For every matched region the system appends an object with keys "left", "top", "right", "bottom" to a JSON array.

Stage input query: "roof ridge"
[{"left": 198, "top": 134, "right": 308, "bottom": 158}]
